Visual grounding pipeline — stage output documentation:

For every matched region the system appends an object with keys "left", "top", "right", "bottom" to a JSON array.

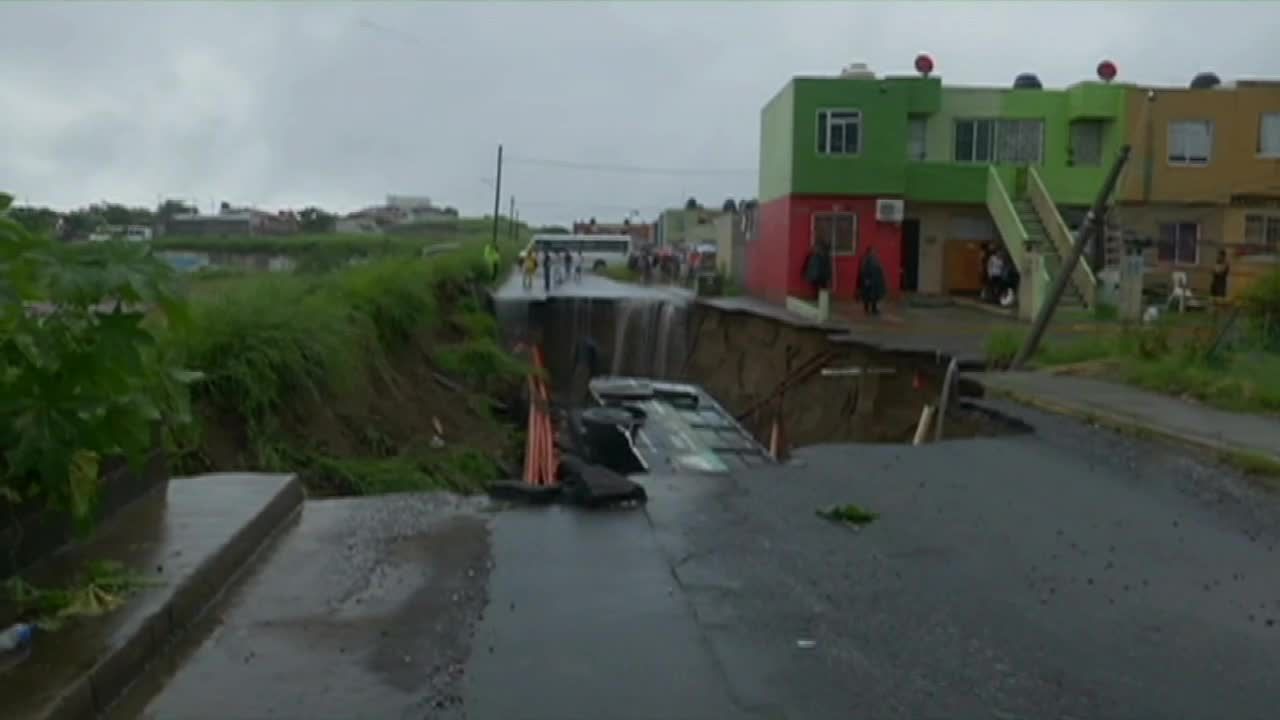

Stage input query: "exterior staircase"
[{"left": 1013, "top": 199, "right": 1085, "bottom": 308}]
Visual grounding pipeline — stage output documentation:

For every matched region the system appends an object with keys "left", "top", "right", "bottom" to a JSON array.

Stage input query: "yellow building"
[{"left": 1116, "top": 79, "right": 1280, "bottom": 294}]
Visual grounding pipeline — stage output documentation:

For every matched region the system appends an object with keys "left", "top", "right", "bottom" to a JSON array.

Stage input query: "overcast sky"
[{"left": 3, "top": 1, "right": 1276, "bottom": 225}]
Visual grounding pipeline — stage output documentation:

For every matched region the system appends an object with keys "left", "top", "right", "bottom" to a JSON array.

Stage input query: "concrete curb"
[
  {"left": 34, "top": 475, "right": 304, "bottom": 720},
  {"left": 981, "top": 383, "right": 1280, "bottom": 464}
]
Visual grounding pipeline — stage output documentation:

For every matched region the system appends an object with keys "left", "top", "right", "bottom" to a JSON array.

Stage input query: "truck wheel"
[{"left": 593, "top": 260, "right": 606, "bottom": 271}]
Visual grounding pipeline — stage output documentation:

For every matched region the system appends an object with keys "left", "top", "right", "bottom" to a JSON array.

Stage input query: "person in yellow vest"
[
  {"left": 484, "top": 242, "right": 501, "bottom": 283},
  {"left": 521, "top": 250, "right": 537, "bottom": 290}
]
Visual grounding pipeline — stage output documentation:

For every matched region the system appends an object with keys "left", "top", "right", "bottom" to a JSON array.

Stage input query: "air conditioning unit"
[{"left": 875, "top": 198, "right": 905, "bottom": 223}]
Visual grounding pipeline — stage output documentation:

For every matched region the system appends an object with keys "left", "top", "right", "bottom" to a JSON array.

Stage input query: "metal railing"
[{"left": 1027, "top": 167, "right": 1097, "bottom": 308}]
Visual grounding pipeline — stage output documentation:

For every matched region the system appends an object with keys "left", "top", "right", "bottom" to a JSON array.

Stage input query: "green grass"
[
  {"left": 984, "top": 319, "right": 1280, "bottom": 415},
  {"left": 1218, "top": 449, "right": 1280, "bottom": 487},
  {"left": 164, "top": 236, "right": 526, "bottom": 478},
  {"left": 309, "top": 447, "right": 502, "bottom": 496},
  {"left": 5, "top": 560, "right": 155, "bottom": 629}
]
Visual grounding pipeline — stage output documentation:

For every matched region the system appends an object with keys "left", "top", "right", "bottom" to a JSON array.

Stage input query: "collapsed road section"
[{"left": 492, "top": 273, "right": 1023, "bottom": 470}]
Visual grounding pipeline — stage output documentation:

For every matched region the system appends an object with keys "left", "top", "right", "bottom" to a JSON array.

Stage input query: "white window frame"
[
  {"left": 907, "top": 116, "right": 928, "bottom": 161},
  {"left": 1259, "top": 113, "right": 1280, "bottom": 158},
  {"left": 1167, "top": 120, "right": 1213, "bottom": 166},
  {"left": 953, "top": 118, "right": 995, "bottom": 163},
  {"left": 953, "top": 118, "right": 1044, "bottom": 165},
  {"left": 816, "top": 109, "right": 862, "bottom": 157},
  {"left": 1244, "top": 214, "right": 1280, "bottom": 252},
  {"left": 1156, "top": 222, "right": 1200, "bottom": 266},
  {"left": 811, "top": 211, "right": 858, "bottom": 257}
]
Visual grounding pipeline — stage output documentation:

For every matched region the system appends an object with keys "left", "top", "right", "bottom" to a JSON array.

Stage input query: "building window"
[
  {"left": 1167, "top": 120, "right": 1213, "bottom": 166},
  {"left": 817, "top": 109, "right": 862, "bottom": 155},
  {"left": 907, "top": 117, "right": 927, "bottom": 161},
  {"left": 1070, "top": 120, "right": 1104, "bottom": 166},
  {"left": 954, "top": 119, "right": 1044, "bottom": 164},
  {"left": 1260, "top": 113, "right": 1280, "bottom": 157},
  {"left": 954, "top": 119, "right": 995, "bottom": 163},
  {"left": 1157, "top": 222, "right": 1200, "bottom": 265},
  {"left": 812, "top": 212, "right": 857, "bottom": 255},
  {"left": 1244, "top": 214, "right": 1280, "bottom": 252}
]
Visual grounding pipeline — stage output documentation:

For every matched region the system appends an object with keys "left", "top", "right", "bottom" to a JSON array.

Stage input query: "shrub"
[
  {"left": 1239, "top": 270, "right": 1280, "bottom": 351},
  {"left": 1, "top": 193, "right": 194, "bottom": 530},
  {"left": 984, "top": 327, "right": 1024, "bottom": 367}
]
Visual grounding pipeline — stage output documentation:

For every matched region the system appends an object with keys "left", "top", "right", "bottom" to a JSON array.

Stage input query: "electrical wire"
[{"left": 504, "top": 154, "right": 756, "bottom": 177}]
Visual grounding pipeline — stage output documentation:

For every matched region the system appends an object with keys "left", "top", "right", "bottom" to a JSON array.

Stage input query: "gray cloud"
[{"left": 2, "top": 1, "right": 1276, "bottom": 224}]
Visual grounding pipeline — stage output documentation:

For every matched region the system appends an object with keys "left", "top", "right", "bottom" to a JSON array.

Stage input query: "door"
[{"left": 901, "top": 219, "right": 920, "bottom": 292}]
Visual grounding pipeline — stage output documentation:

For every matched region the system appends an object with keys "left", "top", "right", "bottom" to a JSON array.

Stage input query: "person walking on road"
[
  {"left": 484, "top": 242, "right": 502, "bottom": 283},
  {"left": 521, "top": 250, "right": 537, "bottom": 290},
  {"left": 574, "top": 250, "right": 584, "bottom": 283},
  {"left": 562, "top": 250, "right": 573, "bottom": 286},
  {"left": 542, "top": 248, "right": 553, "bottom": 293},
  {"left": 856, "top": 248, "right": 886, "bottom": 316}
]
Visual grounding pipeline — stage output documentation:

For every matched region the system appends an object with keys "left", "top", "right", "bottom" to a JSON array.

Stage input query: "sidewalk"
[{"left": 976, "top": 371, "right": 1280, "bottom": 462}]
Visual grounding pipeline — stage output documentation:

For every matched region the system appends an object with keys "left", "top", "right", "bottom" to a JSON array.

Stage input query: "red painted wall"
[
  {"left": 746, "top": 196, "right": 793, "bottom": 302},
  {"left": 749, "top": 194, "right": 903, "bottom": 303},
  {"left": 787, "top": 195, "right": 902, "bottom": 301}
]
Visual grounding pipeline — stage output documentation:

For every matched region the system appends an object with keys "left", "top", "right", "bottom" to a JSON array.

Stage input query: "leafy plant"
[
  {"left": 817, "top": 503, "right": 879, "bottom": 526},
  {"left": 5, "top": 559, "right": 155, "bottom": 629},
  {"left": 1, "top": 192, "right": 196, "bottom": 531}
]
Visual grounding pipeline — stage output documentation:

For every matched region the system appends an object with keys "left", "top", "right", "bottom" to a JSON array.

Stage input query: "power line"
[{"left": 504, "top": 154, "right": 756, "bottom": 177}]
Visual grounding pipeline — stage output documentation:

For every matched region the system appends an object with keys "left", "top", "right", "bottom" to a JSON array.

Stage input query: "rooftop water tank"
[
  {"left": 840, "top": 62, "right": 875, "bottom": 79},
  {"left": 1190, "top": 72, "right": 1222, "bottom": 89},
  {"left": 1013, "top": 73, "right": 1043, "bottom": 90}
]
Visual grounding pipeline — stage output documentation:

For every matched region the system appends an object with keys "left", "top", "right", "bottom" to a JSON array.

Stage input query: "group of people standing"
[
  {"left": 980, "top": 244, "right": 1019, "bottom": 307},
  {"left": 521, "top": 247, "right": 582, "bottom": 291},
  {"left": 803, "top": 239, "right": 886, "bottom": 316}
]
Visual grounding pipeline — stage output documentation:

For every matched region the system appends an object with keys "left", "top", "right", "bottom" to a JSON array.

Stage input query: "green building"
[{"left": 751, "top": 64, "right": 1127, "bottom": 311}]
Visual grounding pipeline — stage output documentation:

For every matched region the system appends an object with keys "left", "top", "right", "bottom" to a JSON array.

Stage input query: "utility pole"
[
  {"left": 490, "top": 144, "right": 503, "bottom": 247},
  {"left": 508, "top": 195, "right": 515, "bottom": 244},
  {"left": 1012, "top": 145, "right": 1131, "bottom": 369}
]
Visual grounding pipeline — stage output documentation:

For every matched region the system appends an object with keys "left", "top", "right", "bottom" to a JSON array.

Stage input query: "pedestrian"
[
  {"left": 522, "top": 250, "right": 537, "bottom": 290},
  {"left": 574, "top": 250, "right": 584, "bottom": 282},
  {"left": 563, "top": 250, "right": 573, "bottom": 285},
  {"left": 986, "top": 249, "right": 1006, "bottom": 305},
  {"left": 483, "top": 242, "right": 501, "bottom": 283},
  {"left": 856, "top": 248, "right": 886, "bottom": 316},
  {"left": 542, "top": 248, "right": 552, "bottom": 292},
  {"left": 1211, "top": 249, "right": 1230, "bottom": 300},
  {"left": 804, "top": 237, "right": 832, "bottom": 294}
]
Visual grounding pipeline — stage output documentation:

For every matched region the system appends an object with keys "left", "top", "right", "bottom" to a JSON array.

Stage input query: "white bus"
[{"left": 518, "top": 233, "right": 632, "bottom": 272}]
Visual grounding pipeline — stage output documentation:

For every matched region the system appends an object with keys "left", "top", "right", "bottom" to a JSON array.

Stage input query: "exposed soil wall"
[{"left": 508, "top": 293, "right": 1005, "bottom": 447}]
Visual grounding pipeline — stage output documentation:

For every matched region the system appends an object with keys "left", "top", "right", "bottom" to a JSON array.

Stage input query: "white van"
[{"left": 518, "top": 233, "right": 631, "bottom": 272}]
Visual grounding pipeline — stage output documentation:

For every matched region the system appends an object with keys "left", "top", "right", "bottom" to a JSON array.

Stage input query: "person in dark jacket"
[
  {"left": 1211, "top": 249, "right": 1230, "bottom": 299},
  {"left": 856, "top": 249, "right": 886, "bottom": 316},
  {"left": 542, "top": 249, "right": 552, "bottom": 292},
  {"left": 804, "top": 238, "right": 832, "bottom": 292}
]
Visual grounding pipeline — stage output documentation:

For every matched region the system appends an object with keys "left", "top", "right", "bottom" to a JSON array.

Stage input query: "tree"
[
  {"left": 297, "top": 206, "right": 337, "bottom": 233},
  {"left": 157, "top": 199, "right": 197, "bottom": 220},
  {"left": 722, "top": 198, "right": 738, "bottom": 213},
  {"left": 685, "top": 197, "right": 700, "bottom": 210},
  {"left": 8, "top": 205, "right": 61, "bottom": 237},
  {"left": 538, "top": 225, "right": 570, "bottom": 234}
]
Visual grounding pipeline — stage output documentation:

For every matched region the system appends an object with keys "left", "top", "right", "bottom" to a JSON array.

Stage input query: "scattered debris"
[{"left": 817, "top": 504, "right": 879, "bottom": 527}]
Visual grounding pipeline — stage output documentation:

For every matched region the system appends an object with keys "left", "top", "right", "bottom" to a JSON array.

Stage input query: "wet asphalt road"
[
  {"left": 130, "top": 402, "right": 1280, "bottom": 719},
  {"left": 492, "top": 269, "right": 692, "bottom": 302}
]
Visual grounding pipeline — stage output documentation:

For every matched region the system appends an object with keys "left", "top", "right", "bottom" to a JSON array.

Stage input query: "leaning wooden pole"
[{"left": 1012, "top": 145, "right": 1131, "bottom": 369}]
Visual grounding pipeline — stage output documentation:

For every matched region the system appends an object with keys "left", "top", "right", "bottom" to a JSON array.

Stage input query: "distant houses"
[{"left": 336, "top": 196, "right": 459, "bottom": 235}]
